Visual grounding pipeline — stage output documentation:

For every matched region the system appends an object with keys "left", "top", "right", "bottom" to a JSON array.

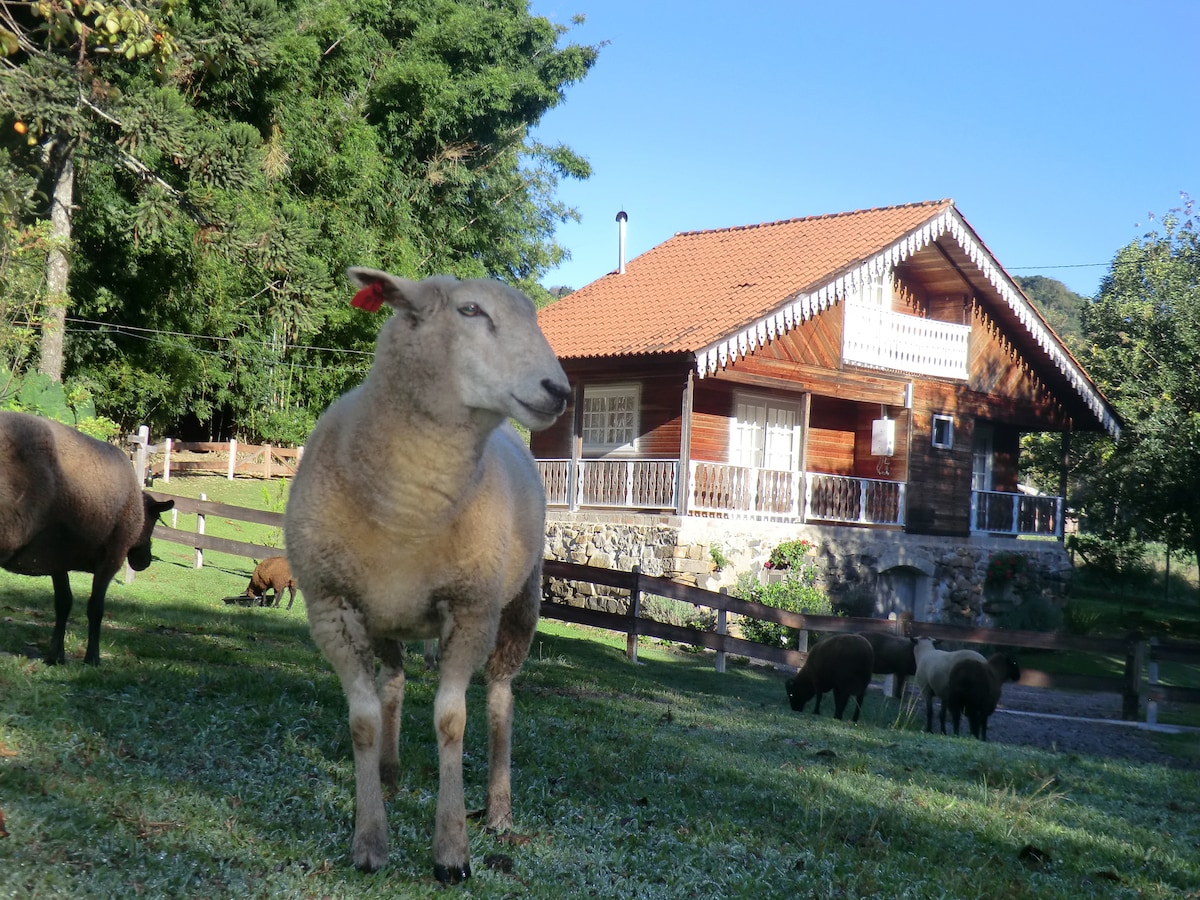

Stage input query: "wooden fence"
[
  {"left": 140, "top": 491, "right": 1200, "bottom": 725},
  {"left": 146, "top": 492, "right": 284, "bottom": 568},
  {"left": 130, "top": 427, "right": 302, "bottom": 484},
  {"left": 542, "top": 560, "right": 1200, "bottom": 724}
]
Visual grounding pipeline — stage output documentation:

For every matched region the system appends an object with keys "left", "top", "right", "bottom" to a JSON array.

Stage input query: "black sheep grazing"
[
  {"left": 941, "top": 653, "right": 1021, "bottom": 740},
  {"left": 0, "top": 411, "right": 174, "bottom": 664},
  {"left": 861, "top": 632, "right": 917, "bottom": 696},
  {"left": 784, "top": 633, "right": 874, "bottom": 722}
]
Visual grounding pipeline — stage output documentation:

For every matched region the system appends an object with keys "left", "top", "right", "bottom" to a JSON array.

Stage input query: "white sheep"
[
  {"left": 913, "top": 637, "right": 988, "bottom": 734},
  {"left": 0, "top": 411, "right": 174, "bottom": 664},
  {"left": 284, "top": 268, "right": 569, "bottom": 883}
]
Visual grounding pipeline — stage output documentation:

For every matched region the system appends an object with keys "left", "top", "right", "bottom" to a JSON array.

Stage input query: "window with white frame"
[
  {"left": 731, "top": 394, "right": 800, "bottom": 471},
  {"left": 850, "top": 272, "right": 893, "bottom": 308},
  {"left": 932, "top": 414, "right": 954, "bottom": 450},
  {"left": 582, "top": 384, "right": 639, "bottom": 453}
]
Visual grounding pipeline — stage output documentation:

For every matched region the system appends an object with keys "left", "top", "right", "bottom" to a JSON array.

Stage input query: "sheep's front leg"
[
  {"left": 48, "top": 571, "right": 73, "bottom": 665},
  {"left": 310, "top": 599, "right": 389, "bottom": 872},
  {"left": 431, "top": 660, "right": 473, "bottom": 884}
]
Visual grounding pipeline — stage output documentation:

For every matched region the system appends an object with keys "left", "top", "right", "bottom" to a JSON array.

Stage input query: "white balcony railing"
[
  {"left": 842, "top": 300, "right": 970, "bottom": 380},
  {"left": 539, "top": 459, "right": 679, "bottom": 510},
  {"left": 805, "top": 472, "right": 906, "bottom": 527},
  {"left": 538, "top": 460, "right": 903, "bottom": 528},
  {"left": 539, "top": 460, "right": 1065, "bottom": 537}
]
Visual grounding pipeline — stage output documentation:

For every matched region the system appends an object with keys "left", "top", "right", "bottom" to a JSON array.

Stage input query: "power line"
[
  {"left": 1008, "top": 263, "right": 1109, "bottom": 271},
  {"left": 62, "top": 316, "right": 376, "bottom": 359}
]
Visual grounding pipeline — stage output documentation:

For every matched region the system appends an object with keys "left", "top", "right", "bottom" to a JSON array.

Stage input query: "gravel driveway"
[{"left": 932, "top": 683, "right": 1197, "bottom": 769}]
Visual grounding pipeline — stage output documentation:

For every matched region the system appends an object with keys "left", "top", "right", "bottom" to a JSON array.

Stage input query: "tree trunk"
[{"left": 37, "top": 136, "right": 75, "bottom": 383}]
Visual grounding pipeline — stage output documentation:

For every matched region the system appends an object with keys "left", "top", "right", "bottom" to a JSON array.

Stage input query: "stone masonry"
[{"left": 544, "top": 511, "right": 1072, "bottom": 626}]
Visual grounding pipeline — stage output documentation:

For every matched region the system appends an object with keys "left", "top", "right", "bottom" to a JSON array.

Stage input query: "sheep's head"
[
  {"left": 348, "top": 268, "right": 570, "bottom": 431},
  {"left": 784, "top": 675, "right": 813, "bottom": 712},
  {"left": 128, "top": 495, "right": 174, "bottom": 571}
]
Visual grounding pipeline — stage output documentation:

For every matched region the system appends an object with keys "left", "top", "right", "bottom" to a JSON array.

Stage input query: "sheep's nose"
[{"left": 542, "top": 379, "right": 571, "bottom": 407}]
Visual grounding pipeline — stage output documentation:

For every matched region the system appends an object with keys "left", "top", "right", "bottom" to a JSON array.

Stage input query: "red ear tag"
[{"left": 351, "top": 281, "right": 386, "bottom": 312}]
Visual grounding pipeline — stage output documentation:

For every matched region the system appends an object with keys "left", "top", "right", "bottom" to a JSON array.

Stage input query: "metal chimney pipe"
[{"left": 616, "top": 210, "right": 628, "bottom": 274}]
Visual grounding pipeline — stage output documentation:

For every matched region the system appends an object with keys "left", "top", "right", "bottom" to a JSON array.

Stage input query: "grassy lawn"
[
  {"left": 2, "top": 504, "right": 1199, "bottom": 898},
  {"left": 2, "top": 475, "right": 1198, "bottom": 897}
]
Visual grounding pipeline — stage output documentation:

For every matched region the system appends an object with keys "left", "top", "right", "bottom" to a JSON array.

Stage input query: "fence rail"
[{"left": 137, "top": 491, "right": 1199, "bottom": 725}]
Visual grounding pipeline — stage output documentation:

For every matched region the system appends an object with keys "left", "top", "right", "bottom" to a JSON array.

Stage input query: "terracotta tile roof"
[{"left": 538, "top": 199, "right": 955, "bottom": 359}]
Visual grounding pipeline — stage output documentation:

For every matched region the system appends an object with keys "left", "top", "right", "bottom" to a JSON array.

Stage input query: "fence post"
[
  {"left": 227, "top": 439, "right": 237, "bottom": 480},
  {"left": 1146, "top": 637, "right": 1159, "bottom": 726},
  {"left": 626, "top": 565, "right": 641, "bottom": 663},
  {"left": 194, "top": 493, "right": 206, "bottom": 569},
  {"left": 715, "top": 589, "right": 728, "bottom": 674},
  {"left": 1122, "top": 635, "right": 1145, "bottom": 721},
  {"left": 163, "top": 437, "right": 172, "bottom": 483},
  {"left": 133, "top": 425, "right": 149, "bottom": 486},
  {"left": 263, "top": 443, "right": 272, "bottom": 479}
]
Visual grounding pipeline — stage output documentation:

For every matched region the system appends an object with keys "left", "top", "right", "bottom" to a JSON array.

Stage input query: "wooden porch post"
[
  {"left": 1058, "top": 429, "right": 1071, "bottom": 541},
  {"left": 569, "top": 382, "right": 584, "bottom": 512},
  {"left": 797, "top": 392, "right": 812, "bottom": 524},
  {"left": 677, "top": 368, "right": 694, "bottom": 516}
]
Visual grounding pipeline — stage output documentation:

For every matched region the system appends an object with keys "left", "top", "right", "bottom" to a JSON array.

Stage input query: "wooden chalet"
[{"left": 533, "top": 199, "right": 1120, "bottom": 539}]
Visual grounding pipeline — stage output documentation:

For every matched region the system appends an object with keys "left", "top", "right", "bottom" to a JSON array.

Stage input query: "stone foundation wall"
[{"left": 544, "top": 512, "right": 1072, "bottom": 626}]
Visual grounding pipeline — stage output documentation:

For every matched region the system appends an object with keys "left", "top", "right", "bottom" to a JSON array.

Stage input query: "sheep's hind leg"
[
  {"left": 484, "top": 580, "right": 539, "bottom": 831},
  {"left": 374, "top": 638, "right": 406, "bottom": 790},
  {"left": 431, "top": 652, "right": 473, "bottom": 884},
  {"left": 309, "top": 597, "right": 389, "bottom": 872}
]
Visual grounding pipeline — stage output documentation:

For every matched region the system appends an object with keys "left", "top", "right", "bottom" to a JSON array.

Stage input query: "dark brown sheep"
[
  {"left": 784, "top": 633, "right": 875, "bottom": 722},
  {"left": 941, "top": 653, "right": 1021, "bottom": 740},
  {"left": 245, "top": 556, "right": 296, "bottom": 609},
  {"left": 0, "top": 411, "right": 173, "bottom": 664},
  {"left": 861, "top": 632, "right": 917, "bottom": 696}
]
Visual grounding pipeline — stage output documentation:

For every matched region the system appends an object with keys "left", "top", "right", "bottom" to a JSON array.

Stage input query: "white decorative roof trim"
[{"left": 694, "top": 206, "right": 1120, "bottom": 438}]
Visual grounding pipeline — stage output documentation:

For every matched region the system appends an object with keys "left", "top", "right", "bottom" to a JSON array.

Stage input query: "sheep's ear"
[{"left": 347, "top": 268, "right": 451, "bottom": 322}]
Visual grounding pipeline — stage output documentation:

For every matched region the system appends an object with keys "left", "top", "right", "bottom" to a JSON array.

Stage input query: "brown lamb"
[
  {"left": 245, "top": 556, "right": 296, "bottom": 609},
  {"left": 0, "top": 411, "right": 173, "bottom": 664}
]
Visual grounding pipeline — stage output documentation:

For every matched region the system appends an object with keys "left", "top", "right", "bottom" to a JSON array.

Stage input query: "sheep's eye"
[{"left": 458, "top": 303, "right": 482, "bottom": 317}]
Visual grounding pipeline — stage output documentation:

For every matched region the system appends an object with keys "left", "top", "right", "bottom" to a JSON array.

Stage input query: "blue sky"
[{"left": 528, "top": 1, "right": 1197, "bottom": 298}]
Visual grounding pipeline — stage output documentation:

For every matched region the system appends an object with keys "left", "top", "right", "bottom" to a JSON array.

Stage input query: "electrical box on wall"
[{"left": 871, "top": 417, "right": 895, "bottom": 457}]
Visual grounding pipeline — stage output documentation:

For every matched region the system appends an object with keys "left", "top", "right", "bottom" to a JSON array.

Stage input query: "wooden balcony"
[
  {"left": 971, "top": 489, "right": 1064, "bottom": 538},
  {"left": 538, "top": 459, "right": 1064, "bottom": 537}
]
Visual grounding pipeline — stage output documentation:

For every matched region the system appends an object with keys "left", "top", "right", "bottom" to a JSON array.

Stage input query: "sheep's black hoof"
[{"left": 434, "top": 862, "right": 472, "bottom": 884}]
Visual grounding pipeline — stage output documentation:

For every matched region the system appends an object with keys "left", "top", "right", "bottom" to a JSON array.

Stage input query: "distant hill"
[{"left": 1014, "top": 275, "right": 1087, "bottom": 350}]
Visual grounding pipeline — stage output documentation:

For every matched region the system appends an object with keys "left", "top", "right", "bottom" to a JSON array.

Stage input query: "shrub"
[
  {"left": 764, "top": 538, "right": 812, "bottom": 571},
  {"left": 709, "top": 543, "right": 731, "bottom": 572},
  {"left": 1062, "top": 600, "right": 1102, "bottom": 636},
  {"left": 985, "top": 550, "right": 1028, "bottom": 589},
  {"left": 989, "top": 592, "right": 1063, "bottom": 633},
  {"left": 1066, "top": 532, "right": 1151, "bottom": 578},
  {"left": 733, "top": 567, "right": 834, "bottom": 649}
]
